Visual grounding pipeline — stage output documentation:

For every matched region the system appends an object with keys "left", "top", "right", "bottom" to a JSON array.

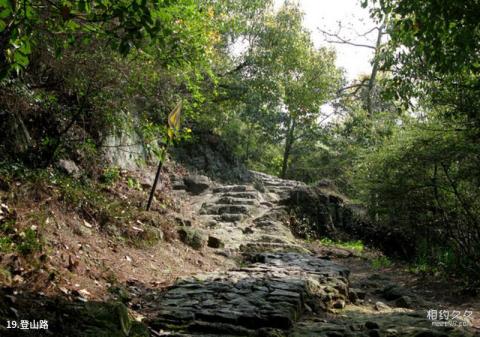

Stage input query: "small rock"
[
  {"left": 395, "top": 295, "right": 413, "bottom": 308},
  {"left": 385, "top": 328, "right": 398, "bottom": 336},
  {"left": 375, "top": 301, "right": 390, "bottom": 311},
  {"left": 382, "top": 284, "right": 407, "bottom": 301},
  {"left": 333, "top": 299, "right": 345, "bottom": 309},
  {"left": 175, "top": 216, "right": 192, "bottom": 227},
  {"left": 57, "top": 159, "right": 81, "bottom": 178},
  {"left": 365, "top": 321, "right": 380, "bottom": 329},
  {"left": 183, "top": 175, "right": 211, "bottom": 195},
  {"left": 59, "top": 287, "right": 70, "bottom": 295},
  {"left": 242, "top": 227, "right": 254, "bottom": 234},
  {"left": 349, "top": 288, "right": 366, "bottom": 303},
  {"left": 12, "top": 275, "right": 24, "bottom": 284},
  {"left": 177, "top": 226, "right": 206, "bottom": 250},
  {"left": 207, "top": 236, "right": 224, "bottom": 249}
]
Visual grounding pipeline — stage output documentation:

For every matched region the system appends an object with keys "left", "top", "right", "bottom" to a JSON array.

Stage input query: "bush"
[{"left": 357, "top": 122, "right": 480, "bottom": 281}]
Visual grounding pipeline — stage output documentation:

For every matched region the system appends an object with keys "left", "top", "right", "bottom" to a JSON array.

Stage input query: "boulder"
[
  {"left": 395, "top": 295, "right": 414, "bottom": 308},
  {"left": 365, "top": 321, "right": 380, "bottom": 330},
  {"left": 207, "top": 235, "right": 224, "bottom": 249},
  {"left": 177, "top": 226, "right": 206, "bottom": 250},
  {"left": 382, "top": 285, "right": 408, "bottom": 301},
  {"left": 57, "top": 159, "right": 81, "bottom": 178},
  {"left": 183, "top": 175, "right": 211, "bottom": 195},
  {"left": 286, "top": 186, "right": 354, "bottom": 238}
]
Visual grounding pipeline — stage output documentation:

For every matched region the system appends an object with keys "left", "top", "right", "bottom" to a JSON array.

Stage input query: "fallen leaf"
[
  {"left": 12, "top": 275, "right": 24, "bottom": 284},
  {"left": 59, "top": 287, "right": 70, "bottom": 295},
  {"left": 79, "top": 289, "right": 91, "bottom": 297}
]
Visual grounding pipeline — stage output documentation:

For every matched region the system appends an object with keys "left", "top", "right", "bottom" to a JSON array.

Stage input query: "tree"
[
  {"left": 364, "top": 0, "right": 480, "bottom": 127},
  {"left": 0, "top": 0, "right": 214, "bottom": 79},
  {"left": 319, "top": 21, "right": 387, "bottom": 116},
  {"left": 236, "top": 3, "right": 343, "bottom": 178},
  {"left": 351, "top": 0, "right": 480, "bottom": 278}
]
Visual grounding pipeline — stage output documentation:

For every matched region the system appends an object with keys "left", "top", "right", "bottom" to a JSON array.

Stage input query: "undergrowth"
[
  {"left": 371, "top": 255, "right": 392, "bottom": 269},
  {"left": 318, "top": 237, "right": 365, "bottom": 252},
  {"left": 0, "top": 161, "right": 172, "bottom": 250}
]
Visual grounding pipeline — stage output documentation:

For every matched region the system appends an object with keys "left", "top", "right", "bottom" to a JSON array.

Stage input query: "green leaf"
[
  {"left": 0, "top": 7, "right": 11, "bottom": 19},
  {"left": 14, "top": 51, "right": 29, "bottom": 67}
]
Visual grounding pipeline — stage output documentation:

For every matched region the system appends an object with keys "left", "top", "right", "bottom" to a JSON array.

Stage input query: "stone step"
[
  {"left": 200, "top": 204, "right": 253, "bottom": 216},
  {"left": 216, "top": 197, "right": 260, "bottom": 206},
  {"left": 263, "top": 181, "right": 295, "bottom": 187},
  {"left": 212, "top": 185, "right": 252, "bottom": 193},
  {"left": 214, "top": 214, "right": 245, "bottom": 223},
  {"left": 266, "top": 187, "right": 293, "bottom": 196},
  {"left": 220, "top": 192, "right": 258, "bottom": 199},
  {"left": 266, "top": 185, "right": 293, "bottom": 191},
  {"left": 240, "top": 242, "right": 311, "bottom": 254}
]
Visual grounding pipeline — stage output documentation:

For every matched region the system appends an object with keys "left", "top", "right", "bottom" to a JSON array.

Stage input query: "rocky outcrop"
[
  {"left": 172, "top": 132, "right": 251, "bottom": 183},
  {"left": 184, "top": 175, "right": 211, "bottom": 195},
  {"left": 291, "top": 311, "right": 474, "bottom": 337},
  {"left": 147, "top": 252, "right": 349, "bottom": 336},
  {"left": 285, "top": 184, "right": 354, "bottom": 238}
]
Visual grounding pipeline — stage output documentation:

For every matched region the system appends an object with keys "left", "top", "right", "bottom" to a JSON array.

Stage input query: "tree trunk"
[
  {"left": 366, "top": 24, "right": 385, "bottom": 116},
  {"left": 280, "top": 116, "right": 296, "bottom": 178}
]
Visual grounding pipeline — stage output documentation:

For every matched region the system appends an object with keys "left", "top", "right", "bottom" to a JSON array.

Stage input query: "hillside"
[
  {"left": 0, "top": 156, "right": 479, "bottom": 336},
  {"left": 1, "top": 0, "right": 480, "bottom": 336}
]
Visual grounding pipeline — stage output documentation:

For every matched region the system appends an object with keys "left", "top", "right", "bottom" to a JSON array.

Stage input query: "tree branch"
[{"left": 318, "top": 28, "right": 376, "bottom": 49}]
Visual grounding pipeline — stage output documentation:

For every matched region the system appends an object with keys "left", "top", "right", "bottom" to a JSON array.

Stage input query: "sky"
[{"left": 274, "top": 0, "right": 378, "bottom": 81}]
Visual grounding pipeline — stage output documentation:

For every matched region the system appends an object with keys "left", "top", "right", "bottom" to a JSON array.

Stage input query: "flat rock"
[{"left": 147, "top": 253, "right": 350, "bottom": 335}]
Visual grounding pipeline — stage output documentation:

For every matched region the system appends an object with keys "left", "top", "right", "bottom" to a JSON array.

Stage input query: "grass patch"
[
  {"left": 371, "top": 255, "right": 392, "bottom": 269},
  {"left": 0, "top": 200, "right": 44, "bottom": 256},
  {"left": 318, "top": 237, "right": 364, "bottom": 252}
]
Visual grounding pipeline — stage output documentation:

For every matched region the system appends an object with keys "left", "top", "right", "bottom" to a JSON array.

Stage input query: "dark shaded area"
[
  {"left": 284, "top": 185, "right": 354, "bottom": 239},
  {"left": 284, "top": 184, "right": 416, "bottom": 260},
  {"left": 172, "top": 131, "right": 252, "bottom": 184},
  {"left": 0, "top": 288, "right": 149, "bottom": 337}
]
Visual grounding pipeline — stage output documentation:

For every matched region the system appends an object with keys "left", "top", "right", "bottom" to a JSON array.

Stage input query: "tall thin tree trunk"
[
  {"left": 280, "top": 116, "right": 296, "bottom": 178},
  {"left": 367, "top": 24, "right": 385, "bottom": 117}
]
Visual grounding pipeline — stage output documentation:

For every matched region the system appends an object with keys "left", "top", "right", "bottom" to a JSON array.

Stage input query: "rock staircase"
[{"left": 189, "top": 172, "right": 306, "bottom": 255}]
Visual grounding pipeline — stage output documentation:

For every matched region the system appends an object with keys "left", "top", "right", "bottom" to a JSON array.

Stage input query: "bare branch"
[
  {"left": 318, "top": 28, "right": 376, "bottom": 49},
  {"left": 356, "top": 26, "right": 380, "bottom": 37}
]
